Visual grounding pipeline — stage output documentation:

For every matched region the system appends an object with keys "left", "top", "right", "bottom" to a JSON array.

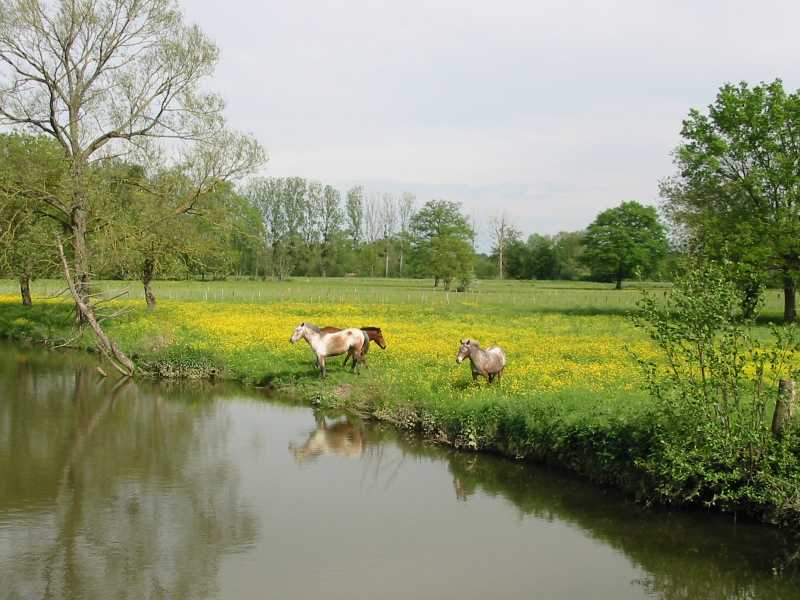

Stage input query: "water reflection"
[
  {"left": 288, "top": 410, "right": 800, "bottom": 600},
  {"left": 0, "top": 352, "right": 257, "bottom": 600},
  {"left": 289, "top": 414, "right": 364, "bottom": 463},
  {"left": 1, "top": 344, "right": 799, "bottom": 600}
]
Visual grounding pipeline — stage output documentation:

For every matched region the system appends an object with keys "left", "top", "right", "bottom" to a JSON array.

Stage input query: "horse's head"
[
  {"left": 456, "top": 339, "right": 473, "bottom": 363},
  {"left": 290, "top": 323, "right": 306, "bottom": 344},
  {"left": 370, "top": 328, "right": 387, "bottom": 349}
]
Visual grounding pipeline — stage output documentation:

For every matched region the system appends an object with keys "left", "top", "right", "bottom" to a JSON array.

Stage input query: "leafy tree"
[
  {"left": 529, "top": 234, "right": 560, "bottom": 280},
  {"left": 662, "top": 79, "right": 800, "bottom": 322},
  {"left": 246, "top": 178, "right": 298, "bottom": 280},
  {"left": 502, "top": 231, "right": 588, "bottom": 281},
  {"left": 318, "top": 185, "right": 344, "bottom": 277},
  {"left": 490, "top": 213, "right": 521, "bottom": 279},
  {"left": 409, "top": 200, "right": 474, "bottom": 290},
  {"left": 380, "top": 193, "right": 397, "bottom": 277},
  {"left": 397, "top": 192, "right": 416, "bottom": 276},
  {"left": 345, "top": 186, "right": 364, "bottom": 251},
  {"left": 0, "top": 133, "right": 65, "bottom": 304},
  {"left": 551, "top": 231, "right": 587, "bottom": 280},
  {"left": 0, "top": 0, "right": 263, "bottom": 374},
  {"left": 473, "top": 253, "right": 498, "bottom": 279},
  {"left": 632, "top": 261, "right": 800, "bottom": 510},
  {"left": 582, "top": 201, "right": 667, "bottom": 289},
  {"left": 504, "top": 237, "right": 531, "bottom": 279}
]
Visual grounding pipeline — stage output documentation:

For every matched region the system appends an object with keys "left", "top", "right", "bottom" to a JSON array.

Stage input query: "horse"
[
  {"left": 290, "top": 322, "right": 367, "bottom": 378},
  {"left": 456, "top": 338, "right": 506, "bottom": 383},
  {"left": 288, "top": 415, "right": 364, "bottom": 463},
  {"left": 321, "top": 326, "right": 387, "bottom": 367}
]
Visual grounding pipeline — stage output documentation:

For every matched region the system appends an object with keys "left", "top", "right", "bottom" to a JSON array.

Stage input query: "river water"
[{"left": 0, "top": 342, "right": 798, "bottom": 599}]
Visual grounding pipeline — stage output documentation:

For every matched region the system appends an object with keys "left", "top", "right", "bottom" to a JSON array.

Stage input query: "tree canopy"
[
  {"left": 662, "top": 79, "right": 800, "bottom": 321},
  {"left": 409, "top": 200, "right": 474, "bottom": 289},
  {"left": 581, "top": 201, "right": 667, "bottom": 289}
]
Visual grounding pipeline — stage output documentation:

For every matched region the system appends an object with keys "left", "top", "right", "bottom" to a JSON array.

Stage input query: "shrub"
[{"left": 632, "top": 261, "right": 800, "bottom": 516}]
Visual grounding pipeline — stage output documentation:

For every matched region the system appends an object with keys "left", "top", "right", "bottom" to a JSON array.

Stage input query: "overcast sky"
[{"left": 184, "top": 0, "right": 800, "bottom": 248}]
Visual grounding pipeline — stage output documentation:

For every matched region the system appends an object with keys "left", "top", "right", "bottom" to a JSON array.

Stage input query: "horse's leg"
[
  {"left": 318, "top": 355, "right": 326, "bottom": 379},
  {"left": 343, "top": 352, "right": 350, "bottom": 367},
  {"left": 351, "top": 345, "right": 363, "bottom": 374},
  {"left": 488, "top": 373, "right": 495, "bottom": 384}
]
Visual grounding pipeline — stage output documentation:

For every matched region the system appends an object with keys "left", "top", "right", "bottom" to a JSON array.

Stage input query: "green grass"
[{"left": 0, "top": 276, "right": 790, "bottom": 319}]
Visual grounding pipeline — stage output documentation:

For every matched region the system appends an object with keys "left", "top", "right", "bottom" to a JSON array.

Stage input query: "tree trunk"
[
  {"left": 384, "top": 244, "right": 390, "bottom": 278},
  {"left": 498, "top": 247, "right": 503, "bottom": 280},
  {"left": 144, "top": 281, "right": 156, "bottom": 309},
  {"left": 615, "top": 266, "right": 623, "bottom": 290},
  {"left": 784, "top": 277, "right": 796, "bottom": 323},
  {"left": 772, "top": 380, "right": 796, "bottom": 438},
  {"left": 19, "top": 274, "right": 32, "bottom": 307},
  {"left": 70, "top": 206, "right": 91, "bottom": 319},
  {"left": 143, "top": 259, "right": 156, "bottom": 309},
  {"left": 399, "top": 247, "right": 404, "bottom": 276},
  {"left": 434, "top": 277, "right": 439, "bottom": 288}
]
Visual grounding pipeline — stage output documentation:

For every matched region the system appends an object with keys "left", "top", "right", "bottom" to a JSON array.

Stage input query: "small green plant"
[{"left": 632, "top": 261, "right": 800, "bottom": 514}]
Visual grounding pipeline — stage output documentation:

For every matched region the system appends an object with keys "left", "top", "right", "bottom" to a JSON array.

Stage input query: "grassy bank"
[{"left": 1, "top": 277, "right": 798, "bottom": 525}]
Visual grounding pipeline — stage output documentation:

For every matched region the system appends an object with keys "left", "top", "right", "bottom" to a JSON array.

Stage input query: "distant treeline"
[{"left": 0, "top": 133, "right": 673, "bottom": 293}]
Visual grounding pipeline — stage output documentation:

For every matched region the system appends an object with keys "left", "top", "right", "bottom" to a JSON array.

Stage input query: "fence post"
[{"left": 772, "top": 380, "right": 797, "bottom": 438}]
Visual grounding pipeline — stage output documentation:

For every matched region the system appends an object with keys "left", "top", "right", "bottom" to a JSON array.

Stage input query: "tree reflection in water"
[{"left": 0, "top": 355, "right": 257, "bottom": 600}]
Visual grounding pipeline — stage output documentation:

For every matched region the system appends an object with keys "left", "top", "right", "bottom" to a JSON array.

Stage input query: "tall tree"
[
  {"left": 0, "top": 0, "right": 263, "bottom": 374},
  {"left": 397, "top": 192, "right": 415, "bottom": 276},
  {"left": 0, "top": 133, "right": 64, "bottom": 304},
  {"left": 110, "top": 169, "right": 245, "bottom": 308},
  {"left": 662, "top": 79, "right": 800, "bottom": 322},
  {"left": 363, "top": 193, "right": 381, "bottom": 276},
  {"left": 409, "top": 200, "right": 474, "bottom": 290},
  {"left": 345, "top": 185, "right": 364, "bottom": 250},
  {"left": 318, "top": 185, "right": 343, "bottom": 277},
  {"left": 490, "top": 212, "right": 521, "bottom": 280},
  {"left": 380, "top": 193, "right": 396, "bottom": 277},
  {"left": 246, "top": 178, "right": 290, "bottom": 279},
  {"left": 282, "top": 177, "right": 308, "bottom": 272},
  {"left": 582, "top": 201, "right": 667, "bottom": 289}
]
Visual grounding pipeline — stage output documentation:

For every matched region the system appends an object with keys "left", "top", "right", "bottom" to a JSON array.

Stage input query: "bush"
[{"left": 631, "top": 260, "right": 800, "bottom": 517}]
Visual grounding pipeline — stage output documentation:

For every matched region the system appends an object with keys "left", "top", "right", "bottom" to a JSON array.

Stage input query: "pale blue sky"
[{"left": 184, "top": 0, "right": 800, "bottom": 248}]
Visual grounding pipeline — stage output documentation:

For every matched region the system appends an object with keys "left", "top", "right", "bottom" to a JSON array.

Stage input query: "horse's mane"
[
  {"left": 304, "top": 323, "right": 321, "bottom": 333},
  {"left": 361, "top": 326, "right": 382, "bottom": 332}
]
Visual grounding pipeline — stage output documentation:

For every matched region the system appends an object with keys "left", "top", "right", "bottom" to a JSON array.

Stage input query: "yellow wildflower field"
[
  {"left": 106, "top": 298, "right": 656, "bottom": 399},
  {"left": 0, "top": 286, "right": 658, "bottom": 403}
]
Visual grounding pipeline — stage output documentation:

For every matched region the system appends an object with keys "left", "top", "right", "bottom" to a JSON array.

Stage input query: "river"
[{"left": 0, "top": 342, "right": 798, "bottom": 599}]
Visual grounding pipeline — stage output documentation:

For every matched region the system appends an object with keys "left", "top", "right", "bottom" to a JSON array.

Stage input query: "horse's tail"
[{"left": 361, "top": 329, "right": 370, "bottom": 355}]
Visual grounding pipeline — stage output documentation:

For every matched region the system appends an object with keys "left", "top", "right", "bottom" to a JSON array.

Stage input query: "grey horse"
[{"left": 456, "top": 339, "right": 507, "bottom": 383}]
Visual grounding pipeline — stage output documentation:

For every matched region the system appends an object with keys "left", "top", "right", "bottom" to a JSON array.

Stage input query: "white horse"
[
  {"left": 456, "top": 338, "right": 507, "bottom": 383},
  {"left": 290, "top": 322, "right": 367, "bottom": 378}
]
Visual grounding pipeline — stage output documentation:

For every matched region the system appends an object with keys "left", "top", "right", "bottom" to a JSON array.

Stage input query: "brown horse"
[{"left": 321, "top": 326, "right": 387, "bottom": 367}]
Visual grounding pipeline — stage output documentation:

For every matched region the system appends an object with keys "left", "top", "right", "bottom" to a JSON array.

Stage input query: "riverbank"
[{"left": 1, "top": 280, "right": 798, "bottom": 528}]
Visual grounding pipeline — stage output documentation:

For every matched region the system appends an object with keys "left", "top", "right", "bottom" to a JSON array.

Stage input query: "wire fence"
[{"left": 0, "top": 277, "right": 790, "bottom": 316}]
